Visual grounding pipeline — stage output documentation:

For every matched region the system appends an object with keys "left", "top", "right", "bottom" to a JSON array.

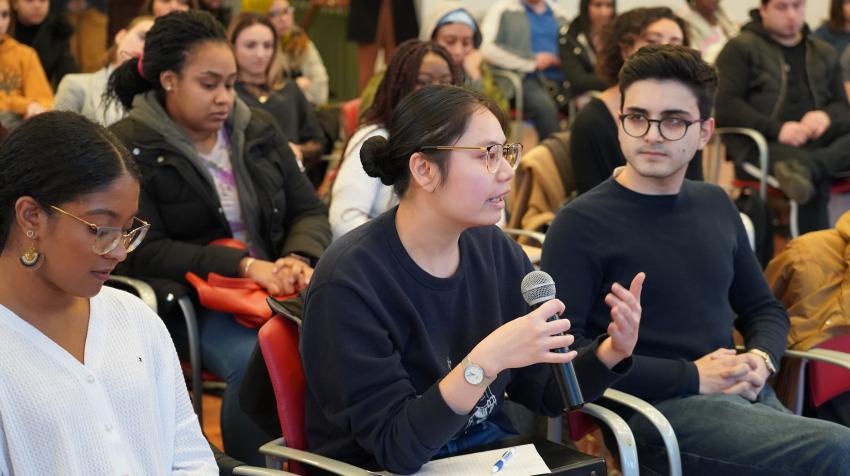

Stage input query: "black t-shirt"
[
  {"left": 541, "top": 178, "right": 789, "bottom": 403},
  {"left": 300, "top": 208, "right": 629, "bottom": 473},
  {"left": 779, "top": 40, "right": 816, "bottom": 122}
]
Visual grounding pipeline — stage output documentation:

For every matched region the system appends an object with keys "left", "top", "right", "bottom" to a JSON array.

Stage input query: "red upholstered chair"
[
  {"left": 256, "top": 314, "right": 371, "bottom": 476},
  {"left": 339, "top": 98, "right": 361, "bottom": 141}
]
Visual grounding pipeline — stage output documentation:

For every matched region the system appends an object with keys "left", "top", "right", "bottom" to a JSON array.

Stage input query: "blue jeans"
[
  {"left": 434, "top": 420, "right": 518, "bottom": 458},
  {"left": 627, "top": 386, "right": 850, "bottom": 475},
  {"left": 197, "top": 310, "right": 273, "bottom": 465},
  {"left": 522, "top": 75, "right": 561, "bottom": 141}
]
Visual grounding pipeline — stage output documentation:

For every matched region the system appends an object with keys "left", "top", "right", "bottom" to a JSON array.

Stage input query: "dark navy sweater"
[
  {"left": 541, "top": 178, "right": 789, "bottom": 402},
  {"left": 301, "top": 208, "right": 630, "bottom": 473}
]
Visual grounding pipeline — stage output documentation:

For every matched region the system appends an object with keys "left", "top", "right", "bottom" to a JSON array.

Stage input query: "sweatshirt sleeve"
[
  {"left": 301, "top": 283, "right": 470, "bottom": 474},
  {"left": 301, "top": 41, "right": 329, "bottom": 106},
  {"left": 53, "top": 74, "right": 85, "bottom": 114},
  {"left": 507, "top": 334, "right": 632, "bottom": 416},
  {"left": 715, "top": 38, "right": 784, "bottom": 139},
  {"left": 541, "top": 205, "right": 699, "bottom": 401},
  {"left": 726, "top": 199, "right": 790, "bottom": 371},
  {"left": 0, "top": 46, "right": 53, "bottom": 114},
  {"left": 479, "top": 5, "right": 537, "bottom": 73}
]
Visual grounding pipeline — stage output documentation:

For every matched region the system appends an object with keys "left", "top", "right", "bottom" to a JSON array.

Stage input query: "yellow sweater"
[{"left": 0, "top": 35, "right": 53, "bottom": 115}]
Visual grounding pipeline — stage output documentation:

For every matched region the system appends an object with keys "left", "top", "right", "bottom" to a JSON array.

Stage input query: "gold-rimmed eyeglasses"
[
  {"left": 420, "top": 143, "right": 523, "bottom": 174},
  {"left": 50, "top": 205, "right": 150, "bottom": 256}
]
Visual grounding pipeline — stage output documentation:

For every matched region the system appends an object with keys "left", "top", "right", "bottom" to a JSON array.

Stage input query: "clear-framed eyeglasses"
[
  {"left": 50, "top": 205, "right": 150, "bottom": 256},
  {"left": 419, "top": 143, "right": 523, "bottom": 174},
  {"left": 268, "top": 5, "right": 295, "bottom": 17},
  {"left": 619, "top": 113, "right": 705, "bottom": 141}
]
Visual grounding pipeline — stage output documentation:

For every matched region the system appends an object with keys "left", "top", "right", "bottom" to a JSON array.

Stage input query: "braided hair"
[{"left": 361, "top": 39, "right": 462, "bottom": 127}]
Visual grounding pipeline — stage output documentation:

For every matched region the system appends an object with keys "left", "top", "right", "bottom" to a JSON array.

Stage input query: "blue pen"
[{"left": 491, "top": 447, "right": 516, "bottom": 473}]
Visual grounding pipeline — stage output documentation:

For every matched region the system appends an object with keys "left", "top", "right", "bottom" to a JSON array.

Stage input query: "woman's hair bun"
[{"left": 360, "top": 136, "right": 395, "bottom": 185}]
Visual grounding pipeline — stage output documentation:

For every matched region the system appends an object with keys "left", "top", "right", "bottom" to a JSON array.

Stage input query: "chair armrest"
[
  {"left": 106, "top": 275, "right": 158, "bottom": 313},
  {"left": 259, "top": 438, "right": 375, "bottom": 476},
  {"left": 578, "top": 402, "right": 639, "bottom": 476},
  {"left": 785, "top": 348, "right": 850, "bottom": 370},
  {"left": 714, "top": 127, "right": 769, "bottom": 201},
  {"left": 233, "top": 466, "right": 296, "bottom": 475},
  {"left": 602, "top": 389, "right": 681, "bottom": 476}
]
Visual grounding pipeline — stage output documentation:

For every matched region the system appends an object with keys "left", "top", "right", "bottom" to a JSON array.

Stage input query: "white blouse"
[{"left": 0, "top": 286, "right": 217, "bottom": 476}]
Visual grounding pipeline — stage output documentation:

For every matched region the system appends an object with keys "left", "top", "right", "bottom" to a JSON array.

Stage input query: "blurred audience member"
[
  {"left": 64, "top": 0, "right": 108, "bottom": 73},
  {"left": 678, "top": 0, "right": 739, "bottom": 63},
  {"left": 716, "top": 0, "right": 850, "bottom": 233},
  {"left": 0, "top": 0, "right": 52, "bottom": 129},
  {"left": 229, "top": 12, "right": 328, "bottom": 181},
  {"left": 199, "top": 0, "right": 230, "bottom": 27},
  {"left": 814, "top": 0, "right": 850, "bottom": 57},
  {"left": 12, "top": 0, "right": 77, "bottom": 88},
  {"left": 559, "top": 0, "right": 615, "bottom": 109},
  {"left": 267, "top": 0, "right": 328, "bottom": 106},
  {"left": 481, "top": 0, "right": 570, "bottom": 141},
  {"left": 54, "top": 15, "right": 153, "bottom": 126},
  {"left": 330, "top": 39, "right": 460, "bottom": 239},
  {"left": 348, "top": 0, "right": 419, "bottom": 92},
  {"left": 139, "top": 0, "right": 195, "bottom": 18}
]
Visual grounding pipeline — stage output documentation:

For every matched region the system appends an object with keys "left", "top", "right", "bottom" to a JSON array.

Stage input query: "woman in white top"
[
  {"left": 0, "top": 111, "right": 216, "bottom": 475},
  {"left": 54, "top": 16, "right": 154, "bottom": 126},
  {"left": 330, "top": 39, "right": 460, "bottom": 239}
]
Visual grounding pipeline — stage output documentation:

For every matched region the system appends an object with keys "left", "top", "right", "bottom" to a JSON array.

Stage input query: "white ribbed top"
[{"left": 0, "top": 286, "right": 217, "bottom": 475}]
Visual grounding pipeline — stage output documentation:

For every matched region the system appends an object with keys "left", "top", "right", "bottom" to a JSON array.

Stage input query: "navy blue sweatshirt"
[
  {"left": 301, "top": 208, "right": 630, "bottom": 474},
  {"left": 541, "top": 178, "right": 789, "bottom": 402}
]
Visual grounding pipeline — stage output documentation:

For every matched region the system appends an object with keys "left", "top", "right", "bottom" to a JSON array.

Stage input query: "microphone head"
[{"left": 521, "top": 270, "right": 556, "bottom": 306}]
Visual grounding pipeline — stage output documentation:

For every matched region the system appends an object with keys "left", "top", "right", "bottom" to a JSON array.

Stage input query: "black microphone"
[{"left": 521, "top": 270, "right": 584, "bottom": 411}]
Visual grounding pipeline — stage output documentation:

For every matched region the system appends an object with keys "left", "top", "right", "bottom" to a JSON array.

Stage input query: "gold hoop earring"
[{"left": 20, "top": 230, "right": 43, "bottom": 270}]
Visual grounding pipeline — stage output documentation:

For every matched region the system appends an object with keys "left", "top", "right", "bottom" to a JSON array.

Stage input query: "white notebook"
[{"left": 378, "top": 443, "right": 551, "bottom": 476}]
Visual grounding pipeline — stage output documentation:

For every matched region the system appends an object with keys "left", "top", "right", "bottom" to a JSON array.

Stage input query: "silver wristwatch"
[{"left": 462, "top": 356, "right": 494, "bottom": 386}]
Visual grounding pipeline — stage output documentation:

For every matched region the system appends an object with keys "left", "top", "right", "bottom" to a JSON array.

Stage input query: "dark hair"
[
  {"left": 619, "top": 44, "right": 716, "bottom": 119},
  {"left": 106, "top": 10, "right": 228, "bottom": 110},
  {"left": 228, "top": 11, "right": 278, "bottom": 84},
  {"left": 361, "top": 84, "right": 507, "bottom": 197},
  {"left": 569, "top": 0, "right": 617, "bottom": 38},
  {"left": 596, "top": 7, "right": 689, "bottom": 85},
  {"left": 361, "top": 39, "right": 462, "bottom": 127},
  {"left": 139, "top": 0, "right": 199, "bottom": 16},
  {"left": 827, "top": 0, "right": 848, "bottom": 32},
  {"left": 0, "top": 112, "right": 140, "bottom": 251}
]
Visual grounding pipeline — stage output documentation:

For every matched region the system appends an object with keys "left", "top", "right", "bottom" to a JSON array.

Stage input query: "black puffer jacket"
[
  {"left": 110, "top": 96, "right": 331, "bottom": 294},
  {"left": 715, "top": 11, "right": 848, "bottom": 140}
]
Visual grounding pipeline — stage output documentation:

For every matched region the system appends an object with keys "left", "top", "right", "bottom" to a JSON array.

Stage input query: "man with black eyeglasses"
[{"left": 541, "top": 44, "right": 850, "bottom": 475}]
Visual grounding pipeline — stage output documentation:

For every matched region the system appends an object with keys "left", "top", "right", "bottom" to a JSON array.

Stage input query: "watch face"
[{"left": 464, "top": 364, "right": 484, "bottom": 385}]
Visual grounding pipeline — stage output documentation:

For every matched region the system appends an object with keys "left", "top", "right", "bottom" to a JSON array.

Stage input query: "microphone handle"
[{"left": 547, "top": 316, "right": 585, "bottom": 411}]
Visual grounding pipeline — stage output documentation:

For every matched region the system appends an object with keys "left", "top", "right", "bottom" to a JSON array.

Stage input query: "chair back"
[
  {"left": 258, "top": 315, "right": 308, "bottom": 475},
  {"left": 340, "top": 98, "right": 361, "bottom": 141}
]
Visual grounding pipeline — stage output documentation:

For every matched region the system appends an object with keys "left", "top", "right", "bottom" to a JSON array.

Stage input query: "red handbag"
[{"left": 184, "top": 238, "right": 296, "bottom": 328}]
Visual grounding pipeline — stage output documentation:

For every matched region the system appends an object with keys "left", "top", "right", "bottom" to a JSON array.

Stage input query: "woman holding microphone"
[{"left": 301, "top": 84, "right": 644, "bottom": 473}]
